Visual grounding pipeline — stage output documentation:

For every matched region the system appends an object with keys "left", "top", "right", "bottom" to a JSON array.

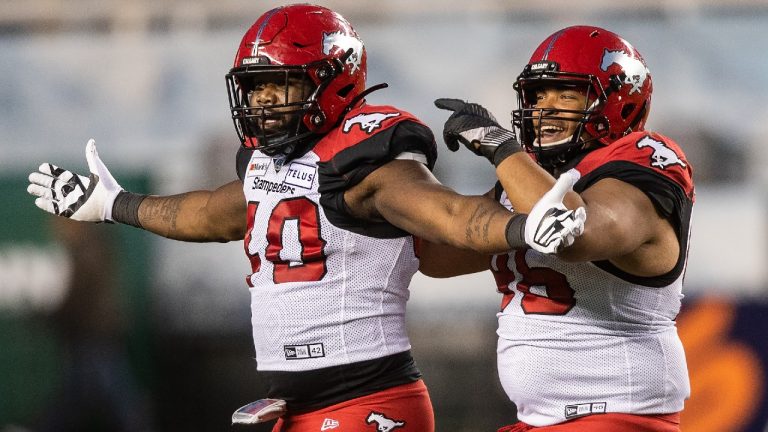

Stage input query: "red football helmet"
[
  {"left": 512, "top": 26, "right": 653, "bottom": 167},
  {"left": 226, "top": 4, "right": 368, "bottom": 154}
]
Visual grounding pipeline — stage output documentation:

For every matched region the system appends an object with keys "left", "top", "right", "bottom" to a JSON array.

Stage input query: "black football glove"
[{"left": 434, "top": 98, "right": 521, "bottom": 165}]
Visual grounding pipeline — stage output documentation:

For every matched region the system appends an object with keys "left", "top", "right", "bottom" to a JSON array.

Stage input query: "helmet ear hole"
[
  {"left": 621, "top": 103, "right": 636, "bottom": 119},
  {"left": 627, "top": 101, "right": 648, "bottom": 131},
  {"left": 337, "top": 84, "right": 354, "bottom": 98}
]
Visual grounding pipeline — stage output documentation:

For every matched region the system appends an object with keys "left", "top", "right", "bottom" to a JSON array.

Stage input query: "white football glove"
[
  {"left": 27, "top": 139, "right": 123, "bottom": 222},
  {"left": 525, "top": 169, "right": 586, "bottom": 254}
]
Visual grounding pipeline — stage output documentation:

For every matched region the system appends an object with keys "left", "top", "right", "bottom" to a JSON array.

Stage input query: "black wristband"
[
  {"left": 493, "top": 139, "right": 522, "bottom": 167},
  {"left": 504, "top": 213, "right": 528, "bottom": 249},
  {"left": 112, "top": 191, "right": 147, "bottom": 228}
]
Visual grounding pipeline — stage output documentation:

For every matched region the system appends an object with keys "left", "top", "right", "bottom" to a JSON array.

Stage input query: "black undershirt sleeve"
[
  {"left": 235, "top": 146, "right": 254, "bottom": 181},
  {"left": 317, "top": 120, "right": 437, "bottom": 238},
  {"left": 576, "top": 161, "right": 692, "bottom": 287}
]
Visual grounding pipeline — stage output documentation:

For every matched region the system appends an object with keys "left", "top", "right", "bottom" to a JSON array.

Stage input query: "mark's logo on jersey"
[
  {"left": 636, "top": 136, "right": 687, "bottom": 170},
  {"left": 284, "top": 162, "right": 317, "bottom": 190},
  {"left": 343, "top": 112, "right": 401, "bottom": 134},
  {"left": 246, "top": 157, "right": 271, "bottom": 178},
  {"left": 600, "top": 49, "right": 649, "bottom": 94},
  {"left": 366, "top": 412, "right": 405, "bottom": 431}
]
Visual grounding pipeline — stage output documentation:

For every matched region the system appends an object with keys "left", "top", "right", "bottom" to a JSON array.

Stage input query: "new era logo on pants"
[{"left": 321, "top": 418, "right": 339, "bottom": 430}]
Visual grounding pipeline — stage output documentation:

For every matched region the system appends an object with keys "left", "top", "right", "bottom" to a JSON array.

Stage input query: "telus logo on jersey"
[
  {"left": 343, "top": 112, "right": 401, "bottom": 134},
  {"left": 283, "top": 162, "right": 316, "bottom": 190},
  {"left": 600, "top": 49, "right": 649, "bottom": 94},
  {"left": 636, "top": 136, "right": 687, "bottom": 169}
]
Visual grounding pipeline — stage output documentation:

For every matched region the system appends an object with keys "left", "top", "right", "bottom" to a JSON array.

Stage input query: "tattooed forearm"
[
  {"left": 140, "top": 196, "right": 183, "bottom": 236},
  {"left": 465, "top": 202, "right": 495, "bottom": 245}
]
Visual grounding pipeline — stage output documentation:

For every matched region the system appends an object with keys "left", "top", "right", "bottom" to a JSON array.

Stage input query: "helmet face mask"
[
  {"left": 512, "top": 26, "right": 652, "bottom": 168},
  {"left": 513, "top": 68, "right": 607, "bottom": 168},
  {"left": 227, "top": 5, "right": 368, "bottom": 155},
  {"left": 227, "top": 66, "right": 319, "bottom": 155}
]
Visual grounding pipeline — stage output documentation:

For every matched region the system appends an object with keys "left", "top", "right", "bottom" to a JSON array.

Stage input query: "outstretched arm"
[
  {"left": 343, "top": 158, "right": 584, "bottom": 257},
  {"left": 28, "top": 139, "right": 247, "bottom": 243},
  {"left": 345, "top": 159, "right": 512, "bottom": 253},
  {"left": 416, "top": 188, "right": 497, "bottom": 278},
  {"left": 136, "top": 181, "right": 246, "bottom": 242},
  {"left": 417, "top": 239, "right": 490, "bottom": 278}
]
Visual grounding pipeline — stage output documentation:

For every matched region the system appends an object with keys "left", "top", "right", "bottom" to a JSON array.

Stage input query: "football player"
[
  {"left": 27, "top": 5, "right": 586, "bottom": 431},
  {"left": 428, "top": 26, "right": 694, "bottom": 431}
]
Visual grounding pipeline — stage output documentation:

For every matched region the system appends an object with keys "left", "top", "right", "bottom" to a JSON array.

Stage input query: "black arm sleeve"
[
  {"left": 236, "top": 147, "right": 254, "bottom": 181},
  {"left": 318, "top": 120, "right": 437, "bottom": 238},
  {"left": 577, "top": 161, "right": 693, "bottom": 287}
]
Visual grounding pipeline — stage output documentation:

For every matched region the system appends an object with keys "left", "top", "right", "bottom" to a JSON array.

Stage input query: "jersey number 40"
[{"left": 244, "top": 197, "right": 328, "bottom": 285}]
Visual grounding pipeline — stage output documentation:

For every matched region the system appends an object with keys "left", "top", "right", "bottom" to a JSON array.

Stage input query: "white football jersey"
[
  {"left": 240, "top": 104, "right": 434, "bottom": 373},
  {"left": 493, "top": 132, "right": 694, "bottom": 426}
]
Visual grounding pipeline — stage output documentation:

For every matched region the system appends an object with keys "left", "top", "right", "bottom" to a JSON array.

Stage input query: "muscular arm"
[
  {"left": 496, "top": 152, "right": 678, "bottom": 276},
  {"left": 138, "top": 180, "right": 247, "bottom": 242},
  {"left": 417, "top": 241, "right": 490, "bottom": 278},
  {"left": 415, "top": 188, "right": 499, "bottom": 278},
  {"left": 343, "top": 159, "right": 513, "bottom": 255}
]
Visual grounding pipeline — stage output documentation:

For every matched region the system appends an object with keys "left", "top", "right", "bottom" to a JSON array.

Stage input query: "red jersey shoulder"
[
  {"left": 576, "top": 131, "right": 694, "bottom": 196},
  {"left": 314, "top": 104, "right": 423, "bottom": 162}
]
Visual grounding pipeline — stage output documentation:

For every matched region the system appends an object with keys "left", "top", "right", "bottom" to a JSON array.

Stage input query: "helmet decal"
[
  {"left": 539, "top": 29, "right": 566, "bottom": 60},
  {"left": 600, "top": 49, "right": 649, "bottom": 95},
  {"left": 250, "top": 7, "right": 281, "bottom": 57},
  {"left": 322, "top": 31, "right": 363, "bottom": 74}
]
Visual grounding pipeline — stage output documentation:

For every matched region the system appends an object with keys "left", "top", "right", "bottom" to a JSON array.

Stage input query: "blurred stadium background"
[{"left": 1, "top": 0, "right": 767, "bottom": 431}]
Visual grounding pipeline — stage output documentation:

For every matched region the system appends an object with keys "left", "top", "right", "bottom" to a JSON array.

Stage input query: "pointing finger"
[{"left": 434, "top": 98, "right": 466, "bottom": 112}]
